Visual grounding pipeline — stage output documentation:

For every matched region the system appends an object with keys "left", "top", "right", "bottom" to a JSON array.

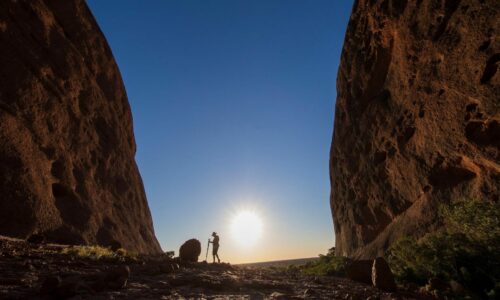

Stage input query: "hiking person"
[{"left": 208, "top": 232, "right": 220, "bottom": 263}]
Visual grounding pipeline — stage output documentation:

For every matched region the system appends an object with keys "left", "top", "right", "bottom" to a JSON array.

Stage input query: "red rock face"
[
  {"left": 330, "top": 0, "right": 499, "bottom": 258},
  {"left": 0, "top": 0, "right": 161, "bottom": 254}
]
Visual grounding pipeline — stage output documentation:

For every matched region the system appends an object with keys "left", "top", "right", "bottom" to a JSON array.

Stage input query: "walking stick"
[{"left": 205, "top": 238, "right": 210, "bottom": 261}]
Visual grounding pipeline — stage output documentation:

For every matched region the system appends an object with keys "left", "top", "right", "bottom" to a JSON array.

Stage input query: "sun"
[{"left": 230, "top": 211, "right": 263, "bottom": 247}]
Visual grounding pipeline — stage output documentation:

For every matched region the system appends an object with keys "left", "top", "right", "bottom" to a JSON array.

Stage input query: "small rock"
[
  {"left": 303, "top": 288, "right": 317, "bottom": 298},
  {"left": 93, "top": 266, "right": 130, "bottom": 291},
  {"left": 27, "top": 234, "right": 45, "bottom": 244},
  {"left": 379, "top": 293, "right": 398, "bottom": 300},
  {"left": 449, "top": 280, "right": 465, "bottom": 294},
  {"left": 40, "top": 276, "right": 61, "bottom": 294},
  {"left": 428, "top": 277, "right": 449, "bottom": 291},
  {"left": 104, "top": 265, "right": 130, "bottom": 289},
  {"left": 372, "top": 257, "right": 397, "bottom": 292},
  {"left": 23, "top": 261, "right": 36, "bottom": 272},
  {"left": 312, "top": 276, "right": 322, "bottom": 284},
  {"left": 159, "top": 263, "right": 175, "bottom": 273},
  {"left": 108, "top": 241, "right": 122, "bottom": 252},
  {"left": 270, "top": 291, "right": 288, "bottom": 299}
]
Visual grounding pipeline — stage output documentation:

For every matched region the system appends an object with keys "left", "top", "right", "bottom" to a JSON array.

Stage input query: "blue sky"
[{"left": 86, "top": 0, "right": 353, "bottom": 263}]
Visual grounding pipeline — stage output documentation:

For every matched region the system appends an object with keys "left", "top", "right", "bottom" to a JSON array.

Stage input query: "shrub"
[
  {"left": 387, "top": 198, "right": 500, "bottom": 298},
  {"left": 301, "top": 247, "right": 349, "bottom": 276},
  {"left": 61, "top": 245, "right": 138, "bottom": 262}
]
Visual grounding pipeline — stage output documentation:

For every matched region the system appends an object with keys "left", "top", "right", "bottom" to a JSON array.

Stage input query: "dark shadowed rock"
[
  {"left": 346, "top": 260, "right": 373, "bottom": 284},
  {"left": 55, "top": 277, "right": 91, "bottom": 299},
  {"left": 179, "top": 239, "right": 201, "bottom": 262},
  {"left": 27, "top": 234, "right": 45, "bottom": 245},
  {"left": 449, "top": 280, "right": 465, "bottom": 294},
  {"left": 108, "top": 241, "right": 123, "bottom": 252},
  {"left": 40, "top": 275, "right": 62, "bottom": 294},
  {"left": 102, "top": 265, "right": 130, "bottom": 290},
  {"left": 428, "top": 277, "right": 449, "bottom": 291},
  {"left": 330, "top": 0, "right": 500, "bottom": 258},
  {"left": 40, "top": 275, "right": 91, "bottom": 299},
  {"left": 159, "top": 263, "right": 175, "bottom": 274},
  {"left": 372, "top": 257, "right": 396, "bottom": 292},
  {"left": 0, "top": 0, "right": 161, "bottom": 254}
]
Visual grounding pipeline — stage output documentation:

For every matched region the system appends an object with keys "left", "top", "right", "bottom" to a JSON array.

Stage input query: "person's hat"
[{"left": 212, "top": 232, "right": 217, "bottom": 236}]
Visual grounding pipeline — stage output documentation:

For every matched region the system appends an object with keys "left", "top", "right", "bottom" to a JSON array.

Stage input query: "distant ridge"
[{"left": 236, "top": 257, "right": 319, "bottom": 268}]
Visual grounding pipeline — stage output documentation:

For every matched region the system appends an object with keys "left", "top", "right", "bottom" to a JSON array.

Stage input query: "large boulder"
[
  {"left": 371, "top": 257, "right": 397, "bottom": 292},
  {"left": 0, "top": 0, "right": 161, "bottom": 254},
  {"left": 330, "top": 0, "right": 500, "bottom": 258},
  {"left": 179, "top": 239, "right": 201, "bottom": 262},
  {"left": 346, "top": 260, "right": 373, "bottom": 284}
]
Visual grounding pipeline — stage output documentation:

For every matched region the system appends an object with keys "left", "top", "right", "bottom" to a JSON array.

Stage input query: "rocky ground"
[{"left": 0, "top": 237, "right": 434, "bottom": 299}]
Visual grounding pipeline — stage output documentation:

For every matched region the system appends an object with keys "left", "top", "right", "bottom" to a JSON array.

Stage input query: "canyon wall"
[
  {"left": 0, "top": 0, "right": 161, "bottom": 254},
  {"left": 331, "top": 0, "right": 499, "bottom": 258}
]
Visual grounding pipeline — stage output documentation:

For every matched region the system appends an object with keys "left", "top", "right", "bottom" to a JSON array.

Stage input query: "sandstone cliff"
[
  {"left": 0, "top": 0, "right": 161, "bottom": 254},
  {"left": 331, "top": 0, "right": 499, "bottom": 258}
]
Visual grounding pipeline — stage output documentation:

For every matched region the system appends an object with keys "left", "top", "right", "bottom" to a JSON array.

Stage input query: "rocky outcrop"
[
  {"left": 330, "top": 0, "right": 499, "bottom": 258},
  {"left": 0, "top": 0, "right": 161, "bottom": 254}
]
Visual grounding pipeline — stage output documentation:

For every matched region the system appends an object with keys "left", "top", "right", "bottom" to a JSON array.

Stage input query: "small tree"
[{"left": 387, "top": 198, "right": 500, "bottom": 298}]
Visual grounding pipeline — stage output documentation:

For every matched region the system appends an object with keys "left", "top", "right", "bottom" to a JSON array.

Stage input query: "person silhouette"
[{"left": 208, "top": 232, "right": 220, "bottom": 263}]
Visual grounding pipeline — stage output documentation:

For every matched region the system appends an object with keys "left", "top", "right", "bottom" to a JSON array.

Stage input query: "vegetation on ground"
[
  {"left": 299, "top": 247, "right": 349, "bottom": 276},
  {"left": 61, "top": 245, "right": 139, "bottom": 262},
  {"left": 387, "top": 198, "right": 500, "bottom": 298}
]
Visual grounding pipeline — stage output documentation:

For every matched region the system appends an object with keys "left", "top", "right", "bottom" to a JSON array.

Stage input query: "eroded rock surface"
[
  {"left": 0, "top": 0, "right": 161, "bottom": 254},
  {"left": 331, "top": 0, "right": 499, "bottom": 258}
]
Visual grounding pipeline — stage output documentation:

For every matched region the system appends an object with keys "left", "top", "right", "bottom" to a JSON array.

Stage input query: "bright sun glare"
[{"left": 230, "top": 211, "right": 263, "bottom": 247}]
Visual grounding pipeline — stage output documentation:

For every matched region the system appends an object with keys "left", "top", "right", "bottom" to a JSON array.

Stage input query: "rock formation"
[
  {"left": 0, "top": 0, "right": 161, "bottom": 254},
  {"left": 330, "top": 0, "right": 499, "bottom": 258},
  {"left": 179, "top": 239, "right": 201, "bottom": 262}
]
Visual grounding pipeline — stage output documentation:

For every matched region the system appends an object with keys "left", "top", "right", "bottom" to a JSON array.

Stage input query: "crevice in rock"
[
  {"left": 480, "top": 53, "right": 500, "bottom": 84},
  {"left": 52, "top": 183, "right": 91, "bottom": 230}
]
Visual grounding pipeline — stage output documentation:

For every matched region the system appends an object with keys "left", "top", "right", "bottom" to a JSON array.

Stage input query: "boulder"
[
  {"left": 40, "top": 276, "right": 62, "bottom": 295},
  {"left": 346, "top": 260, "right": 373, "bottom": 284},
  {"left": 0, "top": 0, "right": 161, "bottom": 254},
  {"left": 102, "top": 265, "right": 130, "bottom": 290},
  {"left": 330, "top": 0, "right": 500, "bottom": 258},
  {"left": 179, "top": 239, "right": 201, "bottom": 262},
  {"left": 371, "top": 257, "right": 396, "bottom": 292}
]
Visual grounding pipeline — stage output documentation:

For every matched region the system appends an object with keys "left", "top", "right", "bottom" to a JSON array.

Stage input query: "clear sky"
[{"left": 86, "top": 0, "right": 354, "bottom": 264}]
